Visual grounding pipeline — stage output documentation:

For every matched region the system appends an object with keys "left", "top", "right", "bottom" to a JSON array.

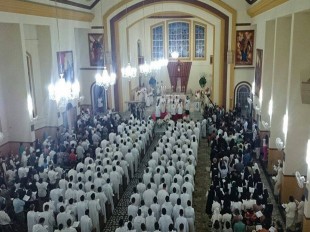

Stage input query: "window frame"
[
  {"left": 193, "top": 22, "right": 207, "bottom": 60},
  {"left": 167, "top": 20, "right": 191, "bottom": 60},
  {"left": 151, "top": 23, "right": 165, "bottom": 61}
]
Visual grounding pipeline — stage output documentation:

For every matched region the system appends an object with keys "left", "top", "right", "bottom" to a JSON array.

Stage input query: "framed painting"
[
  {"left": 88, "top": 33, "right": 104, "bottom": 66},
  {"left": 255, "top": 49, "right": 263, "bottom": 97},
  {"left": 57, "top": 51, "right": 74, "bottom": 82},
  {"left": 235, "top": 30, "right": 254, "bottom": 66}
]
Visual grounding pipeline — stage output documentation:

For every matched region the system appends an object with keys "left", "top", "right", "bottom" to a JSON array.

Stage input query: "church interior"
[{"left": 0, "top": 0, "right": 310, "bottom": 231}]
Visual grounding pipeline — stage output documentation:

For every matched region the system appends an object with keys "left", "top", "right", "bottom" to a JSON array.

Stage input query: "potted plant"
[{"left": 199, "top": 74, "right": 207, "bottom": 88}]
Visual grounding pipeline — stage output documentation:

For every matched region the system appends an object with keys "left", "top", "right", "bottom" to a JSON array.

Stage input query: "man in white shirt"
[
  {"left": 175, "top": 209, "right": 189, "bottom": 232},
  {"left": 145, "top": 208, "right": 156, "bottom": 232},
  {"left": 80, "top": 209, "right": 93, "bottom": 232},
  {"left": 143, "top": 184, "right": 156, "bottom": 207},
  {"left": 32, "top": 217, "right": 48, "bottom": 232},
  {"left": 27, "top": 204, "right": 39, "bottom": 232},
  {"left": 159, "top": 208, "right": 173, "bottom": 232},
  {"left": 128, "top": 198, "right": 138, "bottom": 218},
  {"left": 134, "top": 209, "right": 145, "bottom": 232}
]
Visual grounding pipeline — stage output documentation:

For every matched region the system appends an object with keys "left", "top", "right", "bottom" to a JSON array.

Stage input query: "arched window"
[
  {"left": 152, "top": 24, "right": 164, "bottom": 60},
  {"left": 26, "top": 52, "right": 37, "bottom": 118},
  {"left": 168, "top": 22, "right": 190, "bottom": 58},
  {"left": 235, "top": 82, "right": 251, "bottom": 112},
  {"left": 194, "top": 24, "right": 206, "bottom": 58}
]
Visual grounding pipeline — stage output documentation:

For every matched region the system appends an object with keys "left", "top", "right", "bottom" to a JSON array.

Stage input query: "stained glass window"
[
  {"left": 152, "top": 25, "right": 164, "bottom": 60},
  {"left": 195, "top": 24, "right": 205, "bottom": 58},
  {"left": 168, "top": 22, "right": 190, "bottom": 58}
]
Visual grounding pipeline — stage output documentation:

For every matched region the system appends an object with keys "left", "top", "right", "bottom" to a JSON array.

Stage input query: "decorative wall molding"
[
  {"left": 247, "top": 0, "right": 289, "bottom": 18},
  {"left": 0, "top": 0, "right": 94, "bottom": 22}
]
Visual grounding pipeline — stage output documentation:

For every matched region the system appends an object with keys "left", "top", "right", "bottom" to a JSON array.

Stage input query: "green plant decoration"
[{"left": 199, "top": 74, "right": 207, "bottom": 88}]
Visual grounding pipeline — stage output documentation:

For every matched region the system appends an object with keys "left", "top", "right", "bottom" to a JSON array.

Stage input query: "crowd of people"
[
  {"left": 0, "top": 109, "right": 156, "bottom": 232},
  {"left": 203, "top": 105, "right": 285, "bottom": 232},
  {"left": 114, "top": 118, "right": 199, "bottom": 232},
  {"left": 155, "top": 95, "right": 191, "bottom": 121}
]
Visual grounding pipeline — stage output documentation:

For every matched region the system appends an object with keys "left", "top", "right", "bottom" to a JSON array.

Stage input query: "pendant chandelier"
[
  {"left": 122, "top": 63, "right": 137, "bottom": 80},
  {"left": 95, "top": 67, "right": 116, "bottom": 90},
  {"left": 139, "top": 0, "right": 151, "bottom": 76},
  {"left": 48, "top": 74, "right": 80, "bottom": 104},
  {"left": 122, "top": 2, "right": 137, "bottom": 80},
  {"left": 95, "top": 0, "right": 116, "bottom": 90},
  {"left": 49, "top": 0, "right": 80, "bottom": 107}
]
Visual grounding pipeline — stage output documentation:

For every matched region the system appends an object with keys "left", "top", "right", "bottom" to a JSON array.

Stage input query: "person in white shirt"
[
  {"left": 88, "top": 193, "right": 101, "bottom": 232},
  {"left": 184, "top": 201, "right": 195, "bottom": 232},
  {"left": 0, "top": 204, "right": 11, "bottom": 230},
  {"left": 57, "top": 206, "right": 72, "bottom": 228},
  {"left": 175, "top": 209, "right": 189, "bottom": 232},
  {"left": 36, "top": 179, "right": 48, "bottom": 199},
  {"left": 285, "top": 195, "right": 297, "bottom": 229},
  {"left": 27, "top": 204, "right": 39, "bottom": 232},
  {"left": 76, "top": 195, "right": 88, "bottom": 221},
  {"left": 146, "top": 208, "right": 156, "bottom": 232},
  {"left": 159, "top": 208, "right": 173, "bottom": 232},
  {"left": 134, "top": 209, "right": 145, "bottom": 232},
  {"left": 143, "top": 184, "right": 156, "bottom": 207},
  {"left": 128, "top": 198, "right": 139, "bottom": 218},
  {"left": 80, "top": 209, "right": 93, "bottom": 232},
  {"left": 32, "top": 217, "right": 48, "bottom": 232}
]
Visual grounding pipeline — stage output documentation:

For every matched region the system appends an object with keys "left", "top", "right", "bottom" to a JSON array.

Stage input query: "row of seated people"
[
  {"left": 114, "top": 120, "right": 199, "bottom": 232},
  {"left": 0, "top": 113, "right": 155, "bottom": 232}
]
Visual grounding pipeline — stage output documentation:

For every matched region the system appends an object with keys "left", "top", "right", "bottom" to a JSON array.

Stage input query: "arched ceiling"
[{"left": 49, "top": 0, "right": 100, "bottom": 9}]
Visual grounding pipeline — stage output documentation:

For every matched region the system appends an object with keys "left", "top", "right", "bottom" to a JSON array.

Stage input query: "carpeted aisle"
[{"left": 193, "top": 138, "right": 211, "bottom": 231}]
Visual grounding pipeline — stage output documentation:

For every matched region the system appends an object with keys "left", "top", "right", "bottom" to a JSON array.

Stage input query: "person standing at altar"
[
  {"left": 166, "top": 96, "right": 172, "bottom": 114},
  {"left": 171, "top": 101, "right": 177, "bottom": 121},
  {"left": 185, "top": 96, "right": 190, "bottom": 116},
  {"left": 160, "top": 96, "right": 166, "bottom": 115},
  {"left": 155, "top": 100, "right": 161, "bottom": 120},
  {"left": 177, "top": 100, "right": 183, "bottom": 120}
]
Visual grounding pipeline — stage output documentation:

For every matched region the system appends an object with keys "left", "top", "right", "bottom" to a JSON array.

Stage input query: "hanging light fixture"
[
  {"left": 139, "top": 0, "right": 151, "bottom": 76},
  {"left": 49, "top": 0, "right": 80, "bottom": 107},
  {"left": 95, "top": 0, "right": 116, "bottom": 89},
  {"left": 122, "top": 2, "right": 137, "bottom": 80},
  {"left": 95, "top": 67, "right": 116, "bottom": 90}
]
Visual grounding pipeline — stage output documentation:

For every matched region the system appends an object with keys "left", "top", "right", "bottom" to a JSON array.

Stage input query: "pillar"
[
  {"left": 269, "top": 16, "right": 291, "bottom": 150},
  {"left": 259, "top": 20, "right": 275, "bottom": 131}
]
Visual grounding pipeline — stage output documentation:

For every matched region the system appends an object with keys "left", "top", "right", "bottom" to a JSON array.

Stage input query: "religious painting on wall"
[
  {"left": 57, "top": 50, "right": 74, "bottom": 82},
  {"left": 235, "top": 30, "right": 254, "bottom": 66},
  {"left": 255, "top": 49, "right": 263, "bottom": 97},
  {"left": 88, "top": 33, "right": 104, "bottom": 66}
]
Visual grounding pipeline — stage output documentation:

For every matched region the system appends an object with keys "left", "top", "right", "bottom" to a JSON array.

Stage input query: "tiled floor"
[{"left": 103, "top": 136, "right": 159, "bottom": 231}]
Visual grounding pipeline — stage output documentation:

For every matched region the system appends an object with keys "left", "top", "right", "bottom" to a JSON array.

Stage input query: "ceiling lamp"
[
  {"left": 122, "top": 2, "right": 137, "bottom": 80},
  {"left": 171, "top": 51, "right": 179, "bottom": 59},
  {"left": 49, "top": 74, "right": 80, "bottom": 104},
  {"left": 49, "top": 1, "right": 80, "bottom": 107},
  {"left": 139, "top": 61, "right": 151, "bottom": 75},
  {"left": 122, "top": 63, "right": 137, "bottom": 80},
  {"left": 95, "top": 67, "right": 116, "bottom": 90}
]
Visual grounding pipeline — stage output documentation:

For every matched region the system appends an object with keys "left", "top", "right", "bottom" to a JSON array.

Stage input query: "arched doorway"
[
  {"left": 91, "top": 83, "right": 107, "bottom": 114},
  {"left": 234, "top": 82, "right": 251, "bottom": 116}
]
